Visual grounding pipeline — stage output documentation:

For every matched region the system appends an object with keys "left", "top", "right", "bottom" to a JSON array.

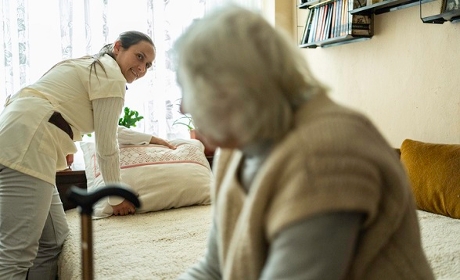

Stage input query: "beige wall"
[{"left": 279, "top": 0, "right": 460, "bottom": 148}]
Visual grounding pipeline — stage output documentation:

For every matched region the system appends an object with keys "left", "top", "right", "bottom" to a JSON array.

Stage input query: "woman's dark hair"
[
  {"left": 41, "top": 31, "right": 154, "bottom": 80},
  {"left": 90, "top": 30, "right": 155, "bottom": 78}
]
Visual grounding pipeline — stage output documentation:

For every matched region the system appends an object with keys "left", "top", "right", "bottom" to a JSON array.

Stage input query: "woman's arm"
[
  {"left": 260, "top": 212, "right": 363, "bottom": 280},
  {"left": 117, "top": 126, "right": 151, "bottom": 145},
  {"left": 117, "top": 126, "right": 175, "bottom": 149},
  {"left": 92, "top": 97, "right": 125, "bottom": 206}
]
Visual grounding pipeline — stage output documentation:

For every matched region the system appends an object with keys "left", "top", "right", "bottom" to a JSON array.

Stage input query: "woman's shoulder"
[
  {"left": 68, "top": 54, "right": 120, "bottom": 76},
  {"left": 98, "top": 54, "right": 120, "bottom": 68}
]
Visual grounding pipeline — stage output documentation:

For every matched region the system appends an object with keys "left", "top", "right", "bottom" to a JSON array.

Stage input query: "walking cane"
[{"left": 67, "top": 185, "right": 141, "bottom": 280}]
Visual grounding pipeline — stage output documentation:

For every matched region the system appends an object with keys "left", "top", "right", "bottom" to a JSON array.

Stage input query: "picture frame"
[{"left": 441, "top": 0, "right": 460, "bottom": 12}]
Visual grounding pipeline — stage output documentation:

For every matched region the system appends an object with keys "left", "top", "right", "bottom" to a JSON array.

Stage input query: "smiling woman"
[
  {"left": 111, "top": 37, "right": 155, "bottom": 83},
  {"left": 0, "top": 30, "right": 167, "bottom": 279}
]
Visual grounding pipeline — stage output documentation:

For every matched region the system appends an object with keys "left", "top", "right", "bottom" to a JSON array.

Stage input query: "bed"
[{"left": 56, "top": 140, "right": 460, "bottom": 279}]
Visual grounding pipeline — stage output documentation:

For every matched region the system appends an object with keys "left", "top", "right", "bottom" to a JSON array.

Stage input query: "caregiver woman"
[{"left": 0, "top": 30, "right": 164, "bottom": 279}]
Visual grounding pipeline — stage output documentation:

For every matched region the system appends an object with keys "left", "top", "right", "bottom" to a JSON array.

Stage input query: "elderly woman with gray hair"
[{"left": 173, "top": 4, "right": 434, "bottom": 280}]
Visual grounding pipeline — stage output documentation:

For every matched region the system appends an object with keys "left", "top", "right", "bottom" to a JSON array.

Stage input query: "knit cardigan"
[{"left": 211, "top": 93, "right": 434, "bottom": 280}]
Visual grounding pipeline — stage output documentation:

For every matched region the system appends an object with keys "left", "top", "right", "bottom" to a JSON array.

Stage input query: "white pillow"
[{"left": 80, "top": 139, "right": 212, "bottom": 219}]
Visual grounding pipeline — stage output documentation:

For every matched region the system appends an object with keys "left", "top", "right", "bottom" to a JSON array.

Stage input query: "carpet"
[{"left": 58, "top": 205, "right": 212, "bottom": 280}]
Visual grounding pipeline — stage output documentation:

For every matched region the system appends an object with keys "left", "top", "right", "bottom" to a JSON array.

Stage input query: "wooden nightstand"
[{"left": 55, "top": 170, "right": 87, "bottom": 210}]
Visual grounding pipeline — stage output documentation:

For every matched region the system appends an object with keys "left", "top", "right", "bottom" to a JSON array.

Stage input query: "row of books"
[{"left": 300, "top": 0, "right": 372, "bottom": 45}]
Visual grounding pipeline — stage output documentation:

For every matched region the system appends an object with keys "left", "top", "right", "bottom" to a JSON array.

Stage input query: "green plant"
[
  {"left": 172, "top": 99, "right": 195, "bottom": 131},
  {"left": 119, "top": 107, "right": 144, "bottom": 128},
  {"left": 172, "top": 114, "right": 195, "bottom": 131},
  {"left": 85, "top": 107, "right": 144, "bottom": 137}
]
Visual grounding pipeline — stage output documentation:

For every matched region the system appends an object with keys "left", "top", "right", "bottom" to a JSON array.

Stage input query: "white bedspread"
[
  {"left": 58, "top": 207, "right": 459, "bottom": 279},
  {"left": 417, "top": 210, "right": 460, "bottom": 280}
]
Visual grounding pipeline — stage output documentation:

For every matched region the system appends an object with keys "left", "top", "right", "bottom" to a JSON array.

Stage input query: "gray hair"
[{"left": 173, "top": 4, "right": 326, "bottom": 147}]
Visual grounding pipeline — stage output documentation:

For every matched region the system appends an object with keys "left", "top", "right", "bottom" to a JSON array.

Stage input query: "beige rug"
[{"left": 58, "top": 205, "right": 212, "bottom": 280}]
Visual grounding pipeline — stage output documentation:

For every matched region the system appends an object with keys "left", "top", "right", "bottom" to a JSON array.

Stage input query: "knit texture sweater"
[{"left": 212, "top": 93, "right": 434, "bottom": 279}]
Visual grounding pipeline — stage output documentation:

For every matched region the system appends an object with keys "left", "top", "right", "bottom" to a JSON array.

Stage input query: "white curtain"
[{"left": 0, "top": 0, "right": 263, "bottom": 140}]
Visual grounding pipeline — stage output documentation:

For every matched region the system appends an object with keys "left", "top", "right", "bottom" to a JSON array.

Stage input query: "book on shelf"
[
  {"left": 301, "top": 9, "right": 314, "bottom": 44},
  {"left": 330, "top": 1, "right": 337, "bottom": 38},
  {"left": 308, "top": 8, "right": 320, "bottom": 43},
  {"left": 332, "top": 0, "right": 342, "bottom": 38},
  {"left": 323, "top": 3, "right": 333, "bottom": 41},
  {"left": 316, "top": 4, "right": 327, "bottom": 41}
]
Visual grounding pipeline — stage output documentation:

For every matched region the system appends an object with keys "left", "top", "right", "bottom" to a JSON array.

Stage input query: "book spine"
[
  {"left": 324, "top": 3, "right": 333, "bottom": 40},
  {"left": 301, "top": 9, "right": 314, "bottom": 44},
  {"left": 334, "top": 0, "right": 342, "bottom": 38},
  {"left": 308, "top": 7, "right": 319, "bottom": 43},
  {"left": 330, "top": 1, "right": 337, "bottom": 38}
]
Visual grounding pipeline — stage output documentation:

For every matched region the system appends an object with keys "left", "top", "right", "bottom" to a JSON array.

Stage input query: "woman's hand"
[
  {"left": 112, "top": 199, "right": 136, "bottom": 216},
  {"left": 150, "top": 136, "right": 176, "bottom": 149}
]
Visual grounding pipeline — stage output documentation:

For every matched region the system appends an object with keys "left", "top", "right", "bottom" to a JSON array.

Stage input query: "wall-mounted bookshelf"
[
  {"left": 298, "top": 0, "right": 451, "bottom": 49},
  {"left": 299, "top": 0, "right": 374, "bottom": 48}
]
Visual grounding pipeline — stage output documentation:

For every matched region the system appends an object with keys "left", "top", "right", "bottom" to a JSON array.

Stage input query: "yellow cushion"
[{"left": 400, "top": 139, "right": 460, "bottom": 219}]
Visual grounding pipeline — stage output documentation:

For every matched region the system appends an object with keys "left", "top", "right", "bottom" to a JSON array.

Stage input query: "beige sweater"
[{"left": 212, "top": 93, "right": 434, "bottom": 279}]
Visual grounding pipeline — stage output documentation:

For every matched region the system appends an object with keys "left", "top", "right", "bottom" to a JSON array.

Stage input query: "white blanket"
[
  {"left": 58, "top": 207, "right": 459, "bottom": 279},
  {"left": 417, "top": 210, "right": 460, "bottom": 280}
]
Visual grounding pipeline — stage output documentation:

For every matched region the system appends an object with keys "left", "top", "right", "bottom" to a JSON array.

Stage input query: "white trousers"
[{"left": 0, "top": 164, "right": 69, "bottom": 280}]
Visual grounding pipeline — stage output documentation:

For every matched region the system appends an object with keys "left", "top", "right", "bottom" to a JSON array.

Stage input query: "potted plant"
[
  {"left": 172, "top": 114, "right": 195, "bottom": 134},
  {"left": 119, "top": 107, "right": 144, "bottom": 128},
  {"left": 172, "top": 100, "right": 215, "bottom": 156},
  {"left": 86, "top": 107, "right": 143, "bottom": 137}
]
